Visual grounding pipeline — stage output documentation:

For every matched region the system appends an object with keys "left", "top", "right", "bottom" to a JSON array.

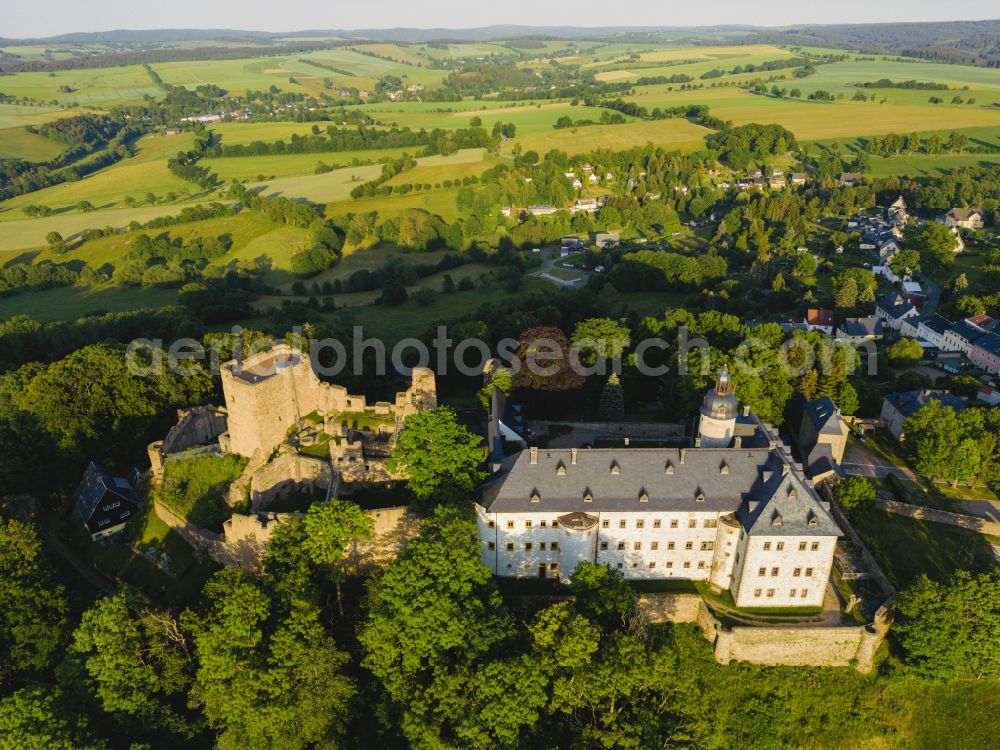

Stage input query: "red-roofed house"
[{"left": 805, "top": 309, "right": 835, "bottom": 336}]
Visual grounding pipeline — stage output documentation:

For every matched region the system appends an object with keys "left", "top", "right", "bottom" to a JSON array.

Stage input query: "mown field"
[{"left": 0, "top": 64, "right": 162, "bottom": 105}]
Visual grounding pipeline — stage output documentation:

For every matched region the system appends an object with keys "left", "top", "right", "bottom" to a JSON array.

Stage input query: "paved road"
[{"left": 841, "top": 441, "right": 917, "bottom": 480}]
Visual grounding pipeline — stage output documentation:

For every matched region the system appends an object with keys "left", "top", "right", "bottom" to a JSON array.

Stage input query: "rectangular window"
[
  {"left": 540, "top": 520, "right": 547, "bottom": 528},
  {"left": 488, "top": 542, "right": 496, "bottom": 551},
  {"left": 789, "top": 589, "right": 797, "bottom": 598},
  {"left": 667, "top": 542, "right": 675, "bottom": 550},
  {"left": 525, "top": 521, "right": 533, "bottom": 529},
  {"left": 688, "top": 519, "right": 697, "bottom": 528},
  {"left": 506, "top": 543, "right": 514, "bottom": 552},
  {"left": 793, "top": 567, "right": 801, "bottom": 577},
  {"left": 805, "top": 567, "right": 814, "bottom": 577},
  {"left": 551, "top": 542, "right": 560, "bottom": 552},
  {"left": 524, "top": 543, "right": 533, "bottom": 551},
  {"left": 697, "top": 561, "right": 705, "bottom": 569},
  {"left": 771, "top": 567, "right": 779, "bottom": 576},
  {"left": 685, "top": 541, "right": 693, "bottom": 550},
  {"left": 766, "top": 589, "right": 775, "bottom": 598},
  {"left": 651, "top": 541, "right": 659, "bottom": 551},
  {"left": 488, "top": 520, "right": 495, "bottom": 529},
  {"left": 666, "top": 561, "right": 674, "bottom": 568},
  {"left": 776, "top": 542, "right": 785, "bottom": 551},
  {"left": 670, "top": 520, "right": 679, "bottom": 528},
  {"left": 549, "top": 563, "right": 558, "bottom": 571},
  {"left": 801, "top": 589, "right": 808, "bottom": 598},
  {"left": 759, "top": 567, "right": 767, "bottom": 576},
  {"left": 811, "top": 542, "right": 820, "bottom": 551},
  {"left": 683, "top": 561, "right": 691, "bottom": 569},
  {"left": 701, "top": 541, "right": 714, "bottom": 551},
  {"left": 552, "top": 520, "right": 559, "bottom": 528},
  {"left": 798, "top": 541, "right": 807, "bottom": 551},
  {"left": 763, "top": 542, "right": 772, "bottom": 551},
  {"left": 636, "top": 520, "right": 645, "bottom": 529},
  {"left": 600, "top": 542, "right": 608, "bottom": 551},
  {"left": 602, "top": 520, "right": 610, "bottom": 528},
  {"left": 539, "top": 542, "right": 546, "bottom": 551},
  {"left": 633, "top": 542, "right": 642, "bottom": 551},
  {"left": 649, "top": 562, "right": 656, "bottom": 569},
  {"left": 506, "top": 521, "right": 514, "bottom": 529},
  {"left": 754, "top": 588, "right": 762, "bottom": 597},
  {"left": 653, "top": 520, "right": 662, "bottom": 529},
  {"left": 617, "top": 542, "right": 626, "bottom": 551},
  {"left": 619, "top": 520, "right": 627, "bottom": 529},
  {"left": 704, "top": 519, "right": 718, "bottom": 528}
]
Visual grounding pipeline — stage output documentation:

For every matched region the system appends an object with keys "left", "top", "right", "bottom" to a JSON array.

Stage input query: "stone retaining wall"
[
  {"left": 637, "top": 592, "right": 890, "bottom": 673},
  {"left": 878, "top": 498, "right": 1000, "bottom": 536}
]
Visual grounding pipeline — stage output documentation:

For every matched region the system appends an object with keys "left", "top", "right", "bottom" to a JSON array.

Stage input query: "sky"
[{"left": 3, "top": 0, "right": 996, "bottom": 39}]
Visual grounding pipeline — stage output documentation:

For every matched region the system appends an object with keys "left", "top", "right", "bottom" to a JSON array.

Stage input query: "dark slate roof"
[
  {"left": 919, "top": 314, "right": 953, "bottom": 336},
  {"left": 840, "top": 317, "right": 883, "bottom": 337},
  {"left": 73, "top": 462, "right": 140, "bottom": 525},
  {"left": 883, "top": 390, "right": 968, "bottom": 419},
  {"left": 974, "top": 332, "right": 1000, "bottom": 357},
  {"left": 946, "top": 320, "right": 987, "bottom": 346},
  {"left": 479, "top": 447, "right": 839, "bottom": 537},
  {"left": 804, "top": 397, "right": 843, "bottom": 436},
  {"left": 736, "top": 469, "right": 840, "bottom": 537}
]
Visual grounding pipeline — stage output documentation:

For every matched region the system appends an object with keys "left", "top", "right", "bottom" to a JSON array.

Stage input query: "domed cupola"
[{"left": 697, "top": 369, "right": 739, "bottom": 448}]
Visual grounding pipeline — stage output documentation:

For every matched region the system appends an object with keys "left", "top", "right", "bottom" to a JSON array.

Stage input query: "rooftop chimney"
[
  {"left": 734, "top": 435, "right": 742, "bottom": 449},
  {"left": 570, "top": 447, "right": 578, "bottom": 465},
  {"left": 530, "top": 447, "right": 538, "bottom": 465},
  {"left": 679, "top": 448, "right": 687, "bottom": 465},
  {"left": 694, "top": 437, "right": 702, "bottom": 448}
]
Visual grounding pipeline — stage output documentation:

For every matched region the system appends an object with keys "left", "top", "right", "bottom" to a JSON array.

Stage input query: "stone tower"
[{"left": 697, "top": 369, "right": 738, "bottom": 448}]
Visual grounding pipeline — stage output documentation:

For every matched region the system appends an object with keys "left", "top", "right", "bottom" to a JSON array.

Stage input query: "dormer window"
[
  {"left": 610, "top": 460, "right": 621, "bottom": 475},
  {"left": 556, "top": 461, "right": 567, "bottom": 476},
  {"left": 530, "top": 488, "right": 541, "bottom": 503},
  {"left": 807, "top": 511, "right": 818, "bottom": 525},
  {"left": 772, "top": 513, "right": 782, "bottom": 526},
  {"left": 583, "top": 487, "right": 593, "bottom": 503},
  {"left": 665, "top": 462, "right": 675, "bottom": 475},
  {"left": 718, "top": 406, "right": 727, "bottom": 418},
  {"left": 695, "top": 488, "right": 705, "bottom": 502},
  {"left": 720, "top": 461, "right": 730, "bottom": 475},
  {"left": 787, "top": 486, "right": 797, "bottom": 499},
  {"left": 639, "top": 488, "right": 649, "bottom": 503}
]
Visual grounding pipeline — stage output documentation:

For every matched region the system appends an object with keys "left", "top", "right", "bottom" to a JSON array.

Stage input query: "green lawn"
[
  {"left": 850, "top": 506, "right": 997, "bottom": 589},
  {"left": 0, "top": 283, "right": 178, "bottom": 323}
]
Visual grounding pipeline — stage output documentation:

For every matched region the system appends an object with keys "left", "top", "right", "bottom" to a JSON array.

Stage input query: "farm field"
[
  {"left": 0, "top": 126, "right": 67, "bottom": 160},
  {"left": 247, "top": 148, "right": 487, "bottom": 204},
  {"left": 0, "top": 282, "right": 178, "bottom": 323},
  {"left": 203, "top": 146, "right": 418, "bottom": 181},
  {"left": 0, "top": 131, "right": 201, "bottom": 215},
  {"left": 504, "top": 117, "right": 711, "bottom": 155},
  {"left": 0, "top": 64, "right": 161, "bottom": 105}
]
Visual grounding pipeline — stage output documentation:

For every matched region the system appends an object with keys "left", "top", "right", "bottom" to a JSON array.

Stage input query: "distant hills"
[{"left": 2, "top": 20, "right": 999, "bottom": 67}]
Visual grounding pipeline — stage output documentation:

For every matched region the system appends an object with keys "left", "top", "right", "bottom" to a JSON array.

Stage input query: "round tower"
[{"left": 697, "top": 369, "right": 738, "bottom": 448}]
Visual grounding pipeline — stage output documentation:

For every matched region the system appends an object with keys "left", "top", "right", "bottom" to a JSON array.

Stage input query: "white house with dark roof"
[
  {"left": 475, "top": 380, "right": 840, "bottom": 609},
  {"left": 942, "top": 207, "right": 985, "bottom": 230},
  {"left": 73, "top": 462, "right": 141, "bottom": 541},
  {"left": 876, "top": 293, "right": 919, "bottom": 332}
]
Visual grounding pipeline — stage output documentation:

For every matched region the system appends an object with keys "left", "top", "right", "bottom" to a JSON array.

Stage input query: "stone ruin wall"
[
  {"left": 249, "top": 453, "right": 333, "bottom": 511},
  {"left": 148, "top": 405, "right": 229, "bottom": 478},
  {"left": 220, "top": 344, "right": 437, "bottom": 459}
]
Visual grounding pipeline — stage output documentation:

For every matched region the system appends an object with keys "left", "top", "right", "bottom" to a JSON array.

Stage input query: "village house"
[
  {"left": 969, "top": 332, "right": 1000, "bottom": 375},
  {"left": 595, "top": 232, "right": 621, "bottom": 248},
  {"left": 942, "top": 207, "right": 985, "bottom": 230},
  {"left": 790, "top": 173, "right": 807, "bottom": 186},
  {"left": 839, "top": 172, "right": 861, "bottom": 187},
  {"left": 804, "top": 309, "right": 835, "bottom": 336},
  {"left": 836, "top": 317, "right": 883, "bottom": 345},
  {"left": 941, "top": 319, "right": 990, "bottom": 356},
  {"left": 880, "top": 390, "right": 968, "bottom": 441},
  {"left": 73, "top": 462, "right": 142, "bottom": 541},
  {"left": 572, "top": 198, "right": 598, "bottom": 213},
  {"left": 915, "top": 314, "right": 953, "bottom": 349},
  {"left": 875, "top": 292, "right": 919, "bottom": 332}
]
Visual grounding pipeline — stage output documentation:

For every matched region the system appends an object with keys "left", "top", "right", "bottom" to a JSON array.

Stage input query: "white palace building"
[{"left": 476, "top": 372, "right": 842, "bottom": 609}]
